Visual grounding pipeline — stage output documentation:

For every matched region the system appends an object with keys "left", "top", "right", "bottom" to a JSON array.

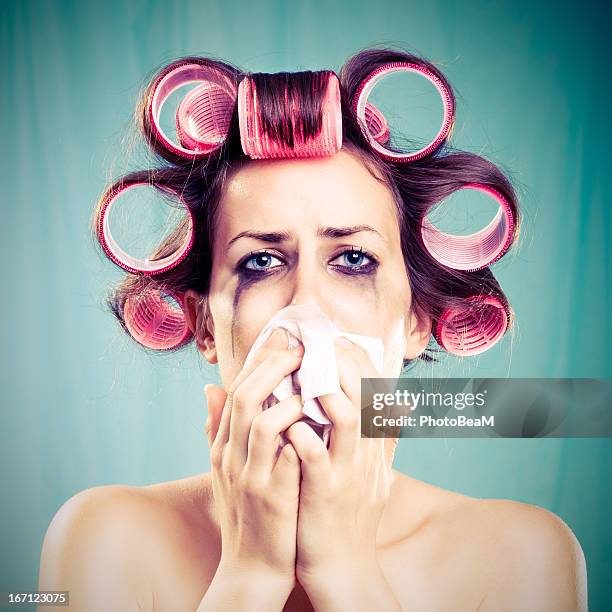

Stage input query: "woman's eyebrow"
[
  {"left": 227, "top": 225, "right": 387, "bottom": 247},
  {"left": 317, "top": 224, "right": 387, "bottom": 243}
]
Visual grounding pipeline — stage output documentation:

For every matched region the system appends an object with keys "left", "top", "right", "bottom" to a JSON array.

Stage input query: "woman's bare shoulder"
[
  {"left": 388, "top": 472, "right": 587, "bottom": 610},
  {"left": 43, "top": 483, "right": 167, "bottom": 546},
  {"left": 391, "top": 471, "right": 584, "bottom": 560},
  {"left": 46, "top": 478, "right": 201, "bottom": 529},
  {"left": 39, "top": 477, "right": 217, "bottom": 610},
  {"left": 455, "top": 497, "right": 587, "bottom": 610},
  {"left": 42, "top": 479, "right": 209, "bottom": 564},
  {"left": 390, "top": 470, "right": 583, "bottom": 540},
  {"left": 44, "top": 473, "right": 220, "bottom": 570},
  {"left": 39, "top": 484, "right": 170, "bottom": 609}
]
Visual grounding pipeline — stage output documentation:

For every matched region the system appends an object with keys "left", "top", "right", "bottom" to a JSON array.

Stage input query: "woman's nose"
[{"left": 288, "top": 253, "right": 326, "bottom": 307}]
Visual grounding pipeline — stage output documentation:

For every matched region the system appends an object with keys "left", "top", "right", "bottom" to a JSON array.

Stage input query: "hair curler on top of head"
[{"left": 92, "top": 48, "right": 520, "bottom": 360}]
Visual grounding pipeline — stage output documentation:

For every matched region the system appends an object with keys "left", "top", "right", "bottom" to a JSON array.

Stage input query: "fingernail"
[
  {"left": 266, "top": 328, "right": 288, "bottom": 348},
  {"left": 336, "top": 336, "right": 353, "bottom": 348}
]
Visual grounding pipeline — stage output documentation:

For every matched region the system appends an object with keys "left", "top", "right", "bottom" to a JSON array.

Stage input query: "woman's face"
[{"left": 189, "top": 148, "right": 430, "bottom": 389}]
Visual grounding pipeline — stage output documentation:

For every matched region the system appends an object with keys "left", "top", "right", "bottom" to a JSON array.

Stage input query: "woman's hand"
[
  {"left": 204, "top": 328, "right": 306, "bottom": 593},
  {"left": 285, "top": 337, "right": 399, "bottom": 600}
]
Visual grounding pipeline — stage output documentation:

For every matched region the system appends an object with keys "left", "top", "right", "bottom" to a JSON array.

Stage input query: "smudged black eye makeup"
[
  {"left": 235, "top": 246, "right": 379, "bottom": 280},
  {"left": 329, "top": 247, "right": 378, "bottom": 276}
]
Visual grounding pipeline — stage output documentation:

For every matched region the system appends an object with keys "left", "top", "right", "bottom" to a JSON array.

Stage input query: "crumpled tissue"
[{"left": 243, "top": 301, "right": 405, "bottom": 448}]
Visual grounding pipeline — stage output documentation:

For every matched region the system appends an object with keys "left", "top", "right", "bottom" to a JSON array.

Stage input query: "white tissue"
[{"left": 243, "top": 301, "right": 406, "bottom": 448}]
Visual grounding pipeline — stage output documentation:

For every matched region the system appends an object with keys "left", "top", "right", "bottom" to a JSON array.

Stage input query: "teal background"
[{"left": 1, "top": 0, "right": 610, "bottom": 609}]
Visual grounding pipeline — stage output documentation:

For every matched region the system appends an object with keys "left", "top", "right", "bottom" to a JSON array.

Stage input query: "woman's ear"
[
  {"left": 183, "top": 289, "right": 218, "bottom": 364},
  {"left": 404, "top": 304, "right": 433, "bottom": 360}
]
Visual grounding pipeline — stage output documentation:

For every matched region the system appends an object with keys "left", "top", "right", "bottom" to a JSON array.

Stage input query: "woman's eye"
[
  {"left": 241, "top": 251, "right": 284, "bottom": 272},
  {"left": 331, "top": 249, "right": 377, "bottom": 273}
]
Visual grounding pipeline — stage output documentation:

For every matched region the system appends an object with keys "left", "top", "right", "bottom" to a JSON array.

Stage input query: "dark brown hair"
[{"left": 91, "top": 47, "right": 521, "bottom": 372}]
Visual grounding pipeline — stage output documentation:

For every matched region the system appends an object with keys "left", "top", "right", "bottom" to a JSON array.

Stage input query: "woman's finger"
[
  {"left": 334, "top": 337, "right": 380, "bottom": 409},
  {"left": 245, "top": 394, "right": 305, "bottom": 481},
  {"left": 285, "top": 421, "right": 330, "bottom": 489},
  {"left": 317, "top": 390, "right": 360, "bottom": 465},
  {"left": 214, "top": 327, "right": 292, "bottom": 449},
  {"left": 204, "top": 384, "right": 228, "bottom": 449},
  {"left": 270, "top": 441, "right": 301, "bottom": 492},
  {"left": 318, "top": 337, "right": 385, "bottom": 466},
  {"left": 227, "top": 345, "right": 304, "bottom": 466}
]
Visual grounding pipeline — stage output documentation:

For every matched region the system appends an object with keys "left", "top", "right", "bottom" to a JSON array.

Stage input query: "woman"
[{"left": 38, "top": 48, "right": 587, "bottom": 611}]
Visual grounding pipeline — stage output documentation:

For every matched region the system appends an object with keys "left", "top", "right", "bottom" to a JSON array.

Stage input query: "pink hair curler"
[
  {"left": 237, "top": 71, "right": 343, "bottom": 159},
  {"left": 149, "top": 61, "right": 343, "bottom": 160},
  {"left": 97, "top": 178, "right": 195, "bottom": 276},
  {"left": 420, "top": 183, "right": 515, "bottom": 272},
  {"left": 149, "top": 60, "right": 237, "bottom": 158},
  {"left": 123, "top": 289, "right": 193, "bottom": 351},
  {"left": 364, "top": 101, "right": 390, "bottom": 145},
  {"left": 175, "top": 79, "right": 235, "bottom": 152},
  {"left": 434, "top": 295, "right": 511, "bottom": 356},
  {"left": 351, "top": 61, "right": 455, "bottom": 163}
]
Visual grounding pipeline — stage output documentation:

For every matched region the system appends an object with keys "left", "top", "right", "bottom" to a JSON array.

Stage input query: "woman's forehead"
[{"left": 218, "top": 149, "right": 398, "bottom": 235}]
